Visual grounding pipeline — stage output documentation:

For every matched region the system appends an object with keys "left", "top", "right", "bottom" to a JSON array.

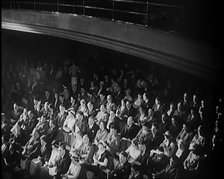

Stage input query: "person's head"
[
  {"left": 99, "top": 121, "right": 106, "bottom": 130},
  {"left": 32, "top": 128, "right": 40, "bottom": 140},
  {"left": 107, "top": 95, "right": 112, "bottom": 103},
  {"left": 88, "top": 116, "right": 95, "bottom": 126},
  {"left": 155, "top": 97, "right": 161, "bottom": 105},
  {"left": 87, "top": 101, "right": 93, "bottom": 111},
  {"left": 45, "top": 90, "right": 50, "bottom": 99},
  {"left": 44, "top": 102, "right": 49, "bottom": 111},
  {"left": 170, "top": 102, "right": 175, "bottom": 110},
  {"left": 28, "top": 110, "right": 34, "bottom": 119},
  {"left": 127, "top": 116, "right": 134, "bottom": 126},
  {"left": 177, "top": 102, "right": 182, "bottom": 111},
  {"left": 143, "top": 93, "right": 149, "bottom": 102},
  {"left": 13, "top": 103, "right": 18, "bottom": 111},
  {"left": 138, "top": 140, "right": 146, "bottom": 152},
  {"left": 131, "top": 138, "right": 139, "bottom": 149},
  {"left": 151, "top": 123, "right": 158, "bottom": 136},
  {"left": 49, "top": 119, "right": 56, "bottom": 128},
  {"left": 161, "top": 113, "right": 167, "bottom": 123},
  {"left": 99, "top": 81, "right": 104, "bottom": 88},
  {"left": 137, "top": 93, "right": 142, "bottom": 99},
  {"left": 70, "top": 96, "right": 75, "bottom": 104},
  {"left": 126, "top": 101, "right": 131, "bottom": 109},
  {"left": 100, "top": 93, "right": 105, "bottom": 101},
  {"left": 164, "top": 131, "right": 171, "bottom": 140},
  {"left": 100, "top": 104, "right": 106, "bottom": 112},
  {"left": 58, "top": 142, "right": 66, "bottom": 156},
  {"left": 59, "top": 104, "right": 65, "bottom": 113},
  {"left": 59, "top": 94, "right": 64, "bottom": 103},
  {"left": 119, "top": 151, "right": 128, "bottom": 163},
  {"left": 148, "top": 108, "right": 154, "bottom": 117},
  {"left": 171, "top": 116, "right": 177, "bottom": 126},
  {"left": 80, "top": 99, "right": 86, "bottom": 106},
  {"left": 75, "top": 111, "right": 83, "bottom": 120},
  {"left": 109, "top": 110, "right": 115, "bottom": 118},
  {"left": 193, "top": 94, "right": 197, "bottom": 104},
  {"left": 109, "top": 124, "right": 117, "bottom": 134},
  {"left": 80, "top": 78, "right": 85, "bottom": 85},
  {"left": 40, "top": 135, "right": 47, "bottom": 146},
  {"left": 82, "top": 134, "right": 89, "bottom": 144},
  {"left": 183, "top": 92, "right": 188, "bottom": 101},
  {"left": 1, "top": 113, "right": 6, "bottom": 122}
]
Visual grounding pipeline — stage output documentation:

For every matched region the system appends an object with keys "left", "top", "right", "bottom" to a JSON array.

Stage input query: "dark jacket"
[
  {"left": 56, "top": 150, "right": 71, "bottom": 176},
  {"left": 120, "top": 123, "right": 140, "bottom": 140},
  {"left": 110, "top": 161, "right": 131, "bottom": 179},
  {"left": 86, "top": 123, "right": 99, "bottom": 143}
]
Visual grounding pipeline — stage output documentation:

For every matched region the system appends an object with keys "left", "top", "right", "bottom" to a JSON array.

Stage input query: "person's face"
[
  {"left": 110, "top": 111, "right": 115, "bottom": 118},
  {"left": 90, "top": 81, "right": 94, "bottom": 87},
  {"left": 71, "top": 97, "right": 75, "bottom": 103},
  {"left": 138, "top": 94, "right": 142, "bottom": 99},
  {"left": 81, "top": 88, "right": 85, "bottom": 94},
  {"left": 88, "top": 117, "right": 94, "bottom": 126},
  {"left": 110, "top": 128, "right": 115, "bottom": 134},
  {"left": 13, "top": 104, "right": 18, "bottom": 111},
  {"left": 139, "top": 144, "right": 145, "bottom": 151},
  {"left": 127, "top": 117, "right": 133, "bottom": 126},
  {"left": 100, "top": 105, "right": 105, "bottom": 112},
  {"left": 143, "top": 93, "right": 147, "bottom": 101},
  {"left": 126, "top": 101, "right": 131, "bottom": 108},
  {"left": 59, "top": 105, "right": 65, "bottom": 113},
  {"left": 41, "top": 139, "right": 46, "bottom": 146},
  {"left": 59, "top": 96, "right": 64, "bottom": 102},
  {"left": 151, "top": 125, "right": 157, "bottom": 135},
  {"left": 87, "top": 103, "right": 92, "bottom": 110},
  {"left": 58, "top": 146, "right": 65, "bottom": 156},
  {"left": 100, "top": 94, "right": 105, "bottom": 101},
  {"left": 119, "top": 154, "right": 126, "bottom": 163},
  {"left": 45, "top": 91, "right": 50, "bottom": 98}
]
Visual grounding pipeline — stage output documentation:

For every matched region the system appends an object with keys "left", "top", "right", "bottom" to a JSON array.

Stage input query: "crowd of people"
[{"left": 1, "top": 47, "right": 223, "bottom": 179}]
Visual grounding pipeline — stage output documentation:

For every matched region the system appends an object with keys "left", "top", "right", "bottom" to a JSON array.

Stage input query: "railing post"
[
  {"left": 112, "top": 0, "right": 115, "bottom": 21},
  {"left": 83, "top": 0, "right": 85, "bottom": 15}
]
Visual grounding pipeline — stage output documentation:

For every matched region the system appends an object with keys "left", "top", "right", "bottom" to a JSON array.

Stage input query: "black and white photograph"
[{"left": 1, "top": 0, "right": 223, "bottom": 179}]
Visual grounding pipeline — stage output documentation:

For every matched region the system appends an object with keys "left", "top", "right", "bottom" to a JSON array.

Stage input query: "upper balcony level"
[{"left": 1, "top": 0, "right": 223, "bottom": 82}]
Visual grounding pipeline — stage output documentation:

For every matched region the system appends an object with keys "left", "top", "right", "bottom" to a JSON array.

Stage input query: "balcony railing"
[{"left": 2, "top": 0, "right": 185, "bottom": 33}]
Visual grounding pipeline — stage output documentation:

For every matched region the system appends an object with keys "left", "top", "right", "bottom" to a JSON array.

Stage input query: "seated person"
[
  {"left": 105, "top": 124, "right": 120, "bottom": 157},
  {"left": 70, "top": 135, "right": 94, "bottom": 165},
  {"left": 21, "top": 128, "right": 41, "bottom": 169},
  {"left": 62, "top": 155, "right": 86, "bottom": 179},
  {"left": 82, "top": 140, "right": 112, "bottom": 178},
  {"left": 40, "top": 140, "right": 60, "bottom": 178},
  {"left": 119, "top": 116, "right": 140, "bottom": 151},
  {"left": 93, "top": 121, "right": 108, "bottom": 145},
  {"left": 86, "top": 116, "right": 99, "bottom": 143},
  {"left": 125, "top": 138, "right": 141, "bottom": 164},
  {"left": 29, "top": 135, "right": 51, "bottom": 176},
  {"left": 2, "top": 142, "right": 21, "bottom": 179},
  {"left": 109, "top": 151, "right": 131, "bottom": 179},
  {"left": 69, "top": 133, "right": 83, "bottom": 157},
  {"left": 54, "top": 142, "right": 71, "bottom": 179}
]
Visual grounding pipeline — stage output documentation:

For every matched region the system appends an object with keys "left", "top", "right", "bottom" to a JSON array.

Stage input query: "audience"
[{"left": 1, "top": 49, "right": 223, "bottom": 179}]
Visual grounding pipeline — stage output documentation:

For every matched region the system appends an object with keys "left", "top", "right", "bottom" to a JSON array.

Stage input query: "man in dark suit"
[
  {"left": 86, "top": 116, "right": 99, "bottom": 143},
  {"left": 119, "top": 116, "right": 140, "bottom": 151},
  {"left": 55, "top": 142, "right": 71, "bottom": 179},
  {"left": 109, "top": 151, "right": 131, "bottom": 179},
  {"left": 45, "top": 119, "right": 58, "bottom": 145}
]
